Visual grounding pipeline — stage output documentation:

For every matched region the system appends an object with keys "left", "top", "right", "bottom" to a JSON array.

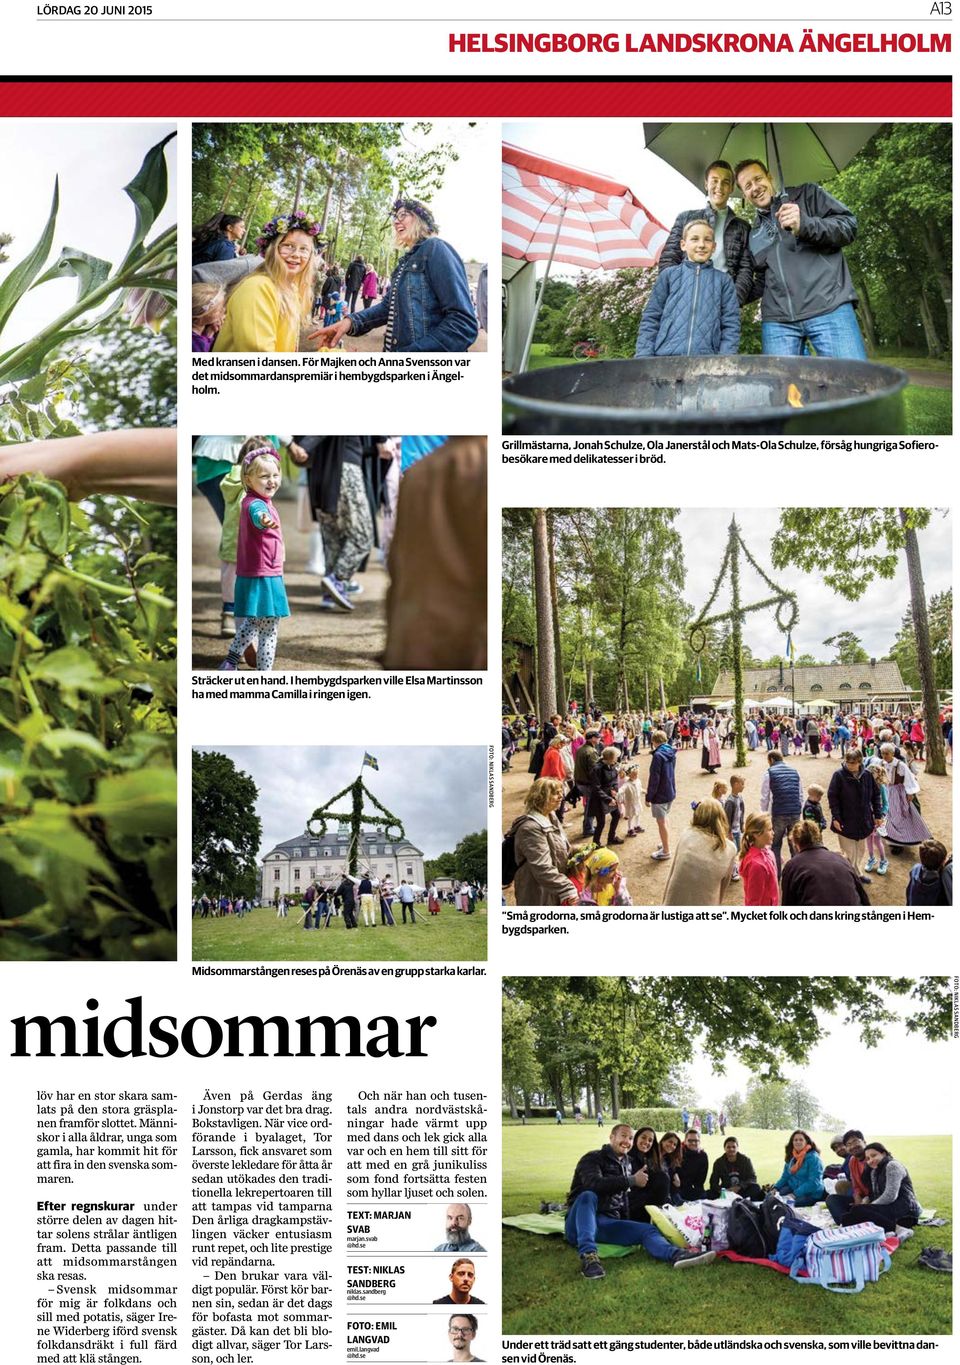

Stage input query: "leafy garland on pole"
[
  {"left": 307, "top": 780, "right": 406, "bottom": 877},
  {"left": 690, "top": 518, "right": 798, "bottom": 768}
]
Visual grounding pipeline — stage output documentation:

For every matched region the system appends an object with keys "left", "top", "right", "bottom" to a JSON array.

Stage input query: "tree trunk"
[
  {"left": 644, "top": 670, "right": 651, "bottom": 713},
  {"left": 851, "top": 269, "right": 877, "bottom": 352},
  {"left": 218, "top": 164, "right": 241, "bottom": 211},
  {"left": 319, "top": 177, "right": 336, "bottom": 235},
  {"left": 659, "top": 676, "right": 667, "bottom": 712},
  {"left": 610, "top": 1072, "right": 621, "bottom": 1120},
  {"left": 585, "top": 660, "right": 594, "bottom": 709},
  {"left": 900, "top": 511, "right": 946, "bottom": 775},
  {"left": 918, "top": 286, "right": 946, "bottom": 359},
  {"left": 292, "top": 157, "right": 306, "bottom": 214},
  {"left": 507, "top": 1092, "right": 518, "bottom": 1119},
  {"left": 532, "top": 511, "right": 557, "bottom": 723},
  {"left": 547, "top": 512, "right": 566, "bottom": 715},
  {"left": 919, "top": 219, "right": 953, "bottom": 348}
]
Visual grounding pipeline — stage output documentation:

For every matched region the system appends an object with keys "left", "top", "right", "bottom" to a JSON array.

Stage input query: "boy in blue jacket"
[{"left": 635, "top": 219, "right": 740, "bottom": 358}]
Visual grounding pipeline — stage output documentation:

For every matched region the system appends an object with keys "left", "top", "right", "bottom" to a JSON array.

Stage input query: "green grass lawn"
[
  {"left": 904, "top": 385, "right": 952, "bottom": 435},
  {"left": 502, "top": 1124, "right": 951, "bottom": 1335},
  {"left": 192, "top": 902, "right": 487, "bottom": 962}
]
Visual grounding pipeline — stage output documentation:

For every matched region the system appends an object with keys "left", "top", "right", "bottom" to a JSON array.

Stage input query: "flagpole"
[{"left": 519, "top": 187, "right": 571, "bottom": 374}]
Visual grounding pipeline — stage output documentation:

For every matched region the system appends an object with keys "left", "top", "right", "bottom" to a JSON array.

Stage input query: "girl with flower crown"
[
  {"left": 214, "top": 211, "right": 322, "bottom": 353},
  {"left": 219, "top": 444, "right": 290, "bottom": 670}
]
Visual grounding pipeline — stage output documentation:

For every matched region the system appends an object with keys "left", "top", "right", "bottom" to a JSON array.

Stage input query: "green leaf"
[
  {"left": 17, "top": 371, "right": 48, "bottom": 404},
  {"left": 92, "top": 767, "right": 177, "bottom": 837},
  {"left": 0, "top": 547, "right": 47, "bottom": 593},
  {"left": 0, "top": 179, "right": 59, "bottom": 335},
  {"left": 32, "top": 246, "right": 112, "bottom": 302},
  {"left": 39, "top": 728, "right": 108, "bottom": 760},
  {"left": 0, "top": 800, "right": 112, "bottom": 876},
  {"left": 120, "top": 133, "right": 175, "bottom": 270}
]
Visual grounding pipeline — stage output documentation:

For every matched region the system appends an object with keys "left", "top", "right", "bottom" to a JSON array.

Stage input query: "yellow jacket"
[{"left": 214, "top": 273, "right": 299, "bottom": 353}]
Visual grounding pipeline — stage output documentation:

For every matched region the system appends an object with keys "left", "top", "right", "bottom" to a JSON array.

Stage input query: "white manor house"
[{"left": 260, "top": 825, "right": 426, "bottom": 899}]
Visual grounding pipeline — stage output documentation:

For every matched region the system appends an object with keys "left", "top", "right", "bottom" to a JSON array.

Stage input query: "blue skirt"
[{"left": 234, "top": 575, "right": 290, "bottom": 618}]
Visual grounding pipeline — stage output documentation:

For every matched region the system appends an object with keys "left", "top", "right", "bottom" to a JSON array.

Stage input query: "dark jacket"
[
  {"left": 635, "top": 258, "right": 740, "bottom": 358},
  {"left": 827, "top": 764, "right": 883, "bottom": 841},
  {"left": 708, "top": 1152, "right": 758, "bottom": 1198},
  {"left": 646, "top": 743, "right": 677, "bottom": 806},
  {"left": 574, "top": 741, "right": 600, "bottom": 786},
  {"left": 767, "top": 759, "right": 803, "bottom": 821},
  {"left": 659, "top": 204, "right": 755, "bottom": 304},
  {"left": 780, "top": 845, "right": 870, "bottom": 906},
  {"left": 192, "top": 234, "right": 238, "bottom": 267},
  {"left": 747, "top": 183, "right": 859, "bottom": 324},
  {"left": 589, "top": 760, "right": 620, "bottom": 812},
  {"left": 678, "top": 1147, "right": 709, "bottom": 1199},
  {"left": 906, "top": 860, "right": 952, "bottom": 906},
  {"left": 348, "top": 236, "right": 478, "bottom": 352},
  {"left": 345, "top": 258, "right": 365, "bottom": 292},
  {"left": 568, "top": 1144, "right": 634, "bottom": 1218}
]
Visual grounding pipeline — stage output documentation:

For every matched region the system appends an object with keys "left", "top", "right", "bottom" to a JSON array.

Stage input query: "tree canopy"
[
  {"left": 192, "top": 750, "right": 262, "bottom": 897},
  {"left": 502, "top": 977, "right": 950, "bottom": 1117}
]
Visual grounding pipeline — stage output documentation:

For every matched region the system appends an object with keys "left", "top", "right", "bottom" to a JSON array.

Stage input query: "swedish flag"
[
  {"left": 363, "top": 752, "right": 379, "bottom": 771},
  {"left": 786, "top": 632, "right": 795, "bottom": 663},
  {"left": 695, "top": 655, "right": 702, "bottom": 684}
]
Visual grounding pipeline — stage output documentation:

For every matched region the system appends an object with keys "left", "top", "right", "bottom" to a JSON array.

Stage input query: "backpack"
[
  {"left": 502, "top": 829, "right": 519, "bottom": 887},
  {"left": 760, "top": 1193, "right": 792, "bottom": 1255},
  {"left": 727, "top": 1199, "right": 767, "bottom": 1258},
  {"left": 790, "top": 1222, "right": 891, "bottom": 1293}
]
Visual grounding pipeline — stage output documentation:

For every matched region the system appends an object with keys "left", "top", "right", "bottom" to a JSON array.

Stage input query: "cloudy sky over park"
[
  {"left": 0, "top": 123, "right": 177, "bottom": 349},
  {"left": 196, "top": 746, "right": 487, "bottom": 862},
  {"left": 674, "top": 508, "right": 951, "bottom": 662},
  {"left": 687, "top": 994, "right": 950, "bottom": 1134}
]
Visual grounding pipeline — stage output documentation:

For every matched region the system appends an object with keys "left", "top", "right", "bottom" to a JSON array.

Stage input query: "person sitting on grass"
[
  {"left": 774, "top": 1130, "right": 825, "bottom": 1206},
  {"left": 825, "top": 1129, "right": 870, "bottom": 1224},
  {"left": 659, "top": 1131, "right": 685, "bottom": 1204},
  {"left": 839, "top": 1141, "right": 921, "bottom": 1234},
  {"left": 634, "top": 219, "right": 740, "bottom": 358},
  {"left": 627, "top": 1127, "right": 671, "bottom": 1221},
  {"left": 677, "top": 1128, "right": 709, "bottom": 1200},
  {"left": 565, "top": 1123, "right": 717, "bottom": 1279},
  {"left": 707, "top": 1136, "right": 765, "bottom": 1201}
]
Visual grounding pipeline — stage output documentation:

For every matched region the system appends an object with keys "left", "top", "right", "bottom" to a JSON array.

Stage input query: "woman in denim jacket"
[{"left": 310, "top": 198, "right": 478, "bottom": 353}]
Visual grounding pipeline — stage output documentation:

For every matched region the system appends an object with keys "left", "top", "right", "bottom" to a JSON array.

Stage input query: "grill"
[{"left": 502, "top": 355, "right": 908, "bottom": 436}]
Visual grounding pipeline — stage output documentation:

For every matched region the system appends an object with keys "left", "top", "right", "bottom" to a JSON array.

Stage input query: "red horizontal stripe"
[{"left": 0, "top": 79, "right": 950, "bottom": 118}]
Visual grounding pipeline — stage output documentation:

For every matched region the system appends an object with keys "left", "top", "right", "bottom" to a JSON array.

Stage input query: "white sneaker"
[{"left": 651, "top": 849, "right": 671, "bottom": 861}]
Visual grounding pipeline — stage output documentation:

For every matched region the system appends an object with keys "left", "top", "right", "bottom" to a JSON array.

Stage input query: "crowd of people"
[
  {"left": 502, "top": 702, "right": 952, "bottom": 907},
  {"left": 194, "top": 433, "right": 487, "bottom": 672},
  {"left": 563, "top": 1121, "right": 921, "bottom": 1280},
  {"left": 191, "top": 199, "right": 480, "bottom": 354},
  {"left": 192, "top": 878, "right": 485, "bottom": 926}
]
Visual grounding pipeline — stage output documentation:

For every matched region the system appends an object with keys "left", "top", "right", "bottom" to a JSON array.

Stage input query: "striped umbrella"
[{"left": 502, "top": 142, "right": 669, "bottom": 370}]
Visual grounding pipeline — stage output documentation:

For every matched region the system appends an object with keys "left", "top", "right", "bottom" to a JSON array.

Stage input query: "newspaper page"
[{"left": 0, "top": 6, "right": 956, "bottom": 1365}]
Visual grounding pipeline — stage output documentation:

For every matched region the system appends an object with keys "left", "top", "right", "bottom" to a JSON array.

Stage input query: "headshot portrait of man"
[
  {"left": 434, "top": 1201, "right": 486, "bottom": 1252},
  {"left": 433, "top": 1257, "right": 484, "bottom": 1305},
  {"left": 447, "top": 1313, "right": 483, "bottom": 1363}
]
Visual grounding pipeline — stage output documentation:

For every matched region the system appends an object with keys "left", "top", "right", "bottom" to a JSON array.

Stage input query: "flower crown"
[
  {"left": 255, "top": 211, "right": 323, "bottom": 256},
  {"left": 242, "top": 445, "right": 280, "bottom": 466}
]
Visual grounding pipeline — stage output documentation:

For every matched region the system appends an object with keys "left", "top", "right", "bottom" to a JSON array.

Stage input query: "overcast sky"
[
  {"left": 196, "top": 746, "right": 487, "bottom": 862},
  {"left": 670, "top": 508, "right": 951, "bottom": 661},
  {"left": 0, "top": 122, "right": 177, "bottom": 349},
  {"left": 686, "top": 991, "right": 950, "bottom": 1134}
]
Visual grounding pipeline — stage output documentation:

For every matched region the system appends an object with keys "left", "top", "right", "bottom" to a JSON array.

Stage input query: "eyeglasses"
[
  {"left": 277, "top": 244, "right": 314, "bottom": 258},
  {"left": 449, "top": 1328, "right": 473, "bottom": 1336},
  {"left": 393, "top": 210, "right": 413, "bottom": 224}
]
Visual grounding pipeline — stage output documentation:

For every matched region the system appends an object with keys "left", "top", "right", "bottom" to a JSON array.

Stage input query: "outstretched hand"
[{"left": 307, "top": 318, "right": 353, "bottom": 348}]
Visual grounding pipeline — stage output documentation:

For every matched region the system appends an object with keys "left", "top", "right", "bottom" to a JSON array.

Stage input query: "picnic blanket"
[
  {"left": 503, "top": 1205, "right": 913, "bottom": 1267},
  {"left": 717, "top": 1236, "right": 901, "bottom": 1277},
  {"left": 501, "top": 1211, "right": 638, "bottom": 1257}
]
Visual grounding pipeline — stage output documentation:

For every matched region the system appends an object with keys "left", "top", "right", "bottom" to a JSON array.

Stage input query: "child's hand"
[{"left": 256, "top": 512, "right": 278, "bottom": 529}]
